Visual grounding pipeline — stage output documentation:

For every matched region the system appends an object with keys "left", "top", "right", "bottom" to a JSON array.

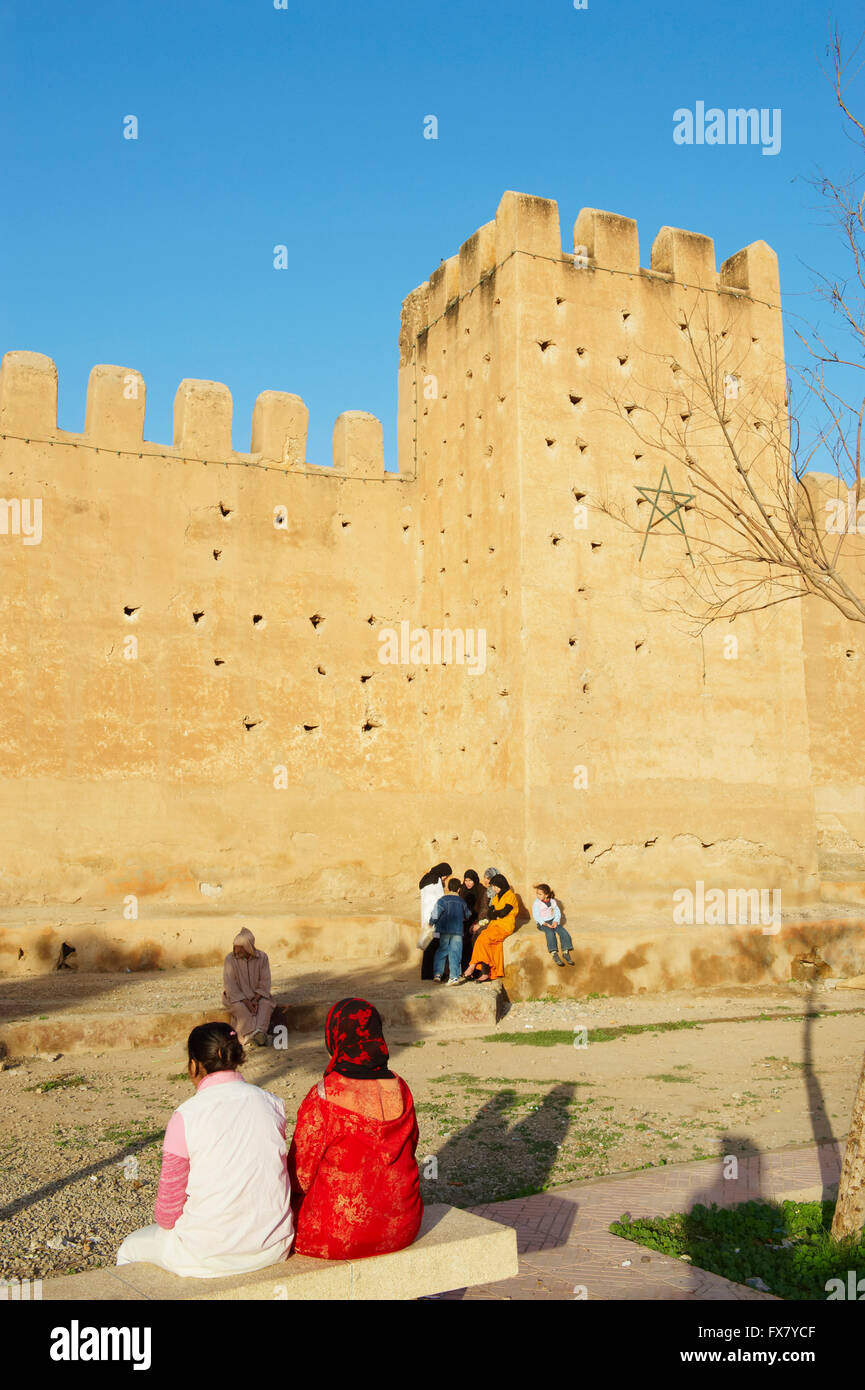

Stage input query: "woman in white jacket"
[
  {"left": 116, "top": 1022, "right": 294, "bottom": 1278},
  {"left": 418, "top": 862, "right": 451, "bottom": 980}
]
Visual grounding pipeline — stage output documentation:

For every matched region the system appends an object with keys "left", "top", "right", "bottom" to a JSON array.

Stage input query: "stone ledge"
[{"left": 39, "top": 1204, "right": 518, "bottom": 1301}]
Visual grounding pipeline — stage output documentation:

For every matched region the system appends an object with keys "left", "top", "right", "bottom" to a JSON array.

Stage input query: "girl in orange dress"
[
  {"left": 287, "top": 997, "right": 423, "bottom": 1260},
  {"left": 459, "top": 873, "right": 519, "bottom": 982}
]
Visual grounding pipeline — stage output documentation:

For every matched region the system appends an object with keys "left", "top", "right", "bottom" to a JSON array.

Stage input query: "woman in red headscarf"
[{"left": 287, "top": 997, "right": 423, "bottom": 1260}]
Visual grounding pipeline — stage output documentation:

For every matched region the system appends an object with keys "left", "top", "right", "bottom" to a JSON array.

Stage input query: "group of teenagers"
[
  {"left": 419, "top": 864, "right": 576, "bottom": 983},
  {"left": 114, "top": 867, "right": 576, "bottom": 1279}
]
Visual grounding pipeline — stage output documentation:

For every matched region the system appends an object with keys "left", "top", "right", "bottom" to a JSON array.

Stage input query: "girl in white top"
[{"left": 116, "top": 1022, "right": 294, "bottom": 1278}]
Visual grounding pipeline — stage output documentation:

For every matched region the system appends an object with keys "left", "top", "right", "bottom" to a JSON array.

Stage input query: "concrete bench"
[{"left": 39, "top": 1204, "right": 518, "bottom": 1301}]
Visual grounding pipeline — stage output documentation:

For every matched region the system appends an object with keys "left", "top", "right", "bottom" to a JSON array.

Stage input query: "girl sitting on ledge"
[
  {"left": 116, "top": 1021, "right": 294, "bottom": 1278},
  {"left": 288, "top": 997, "right": 423, "bottom": 1260}
]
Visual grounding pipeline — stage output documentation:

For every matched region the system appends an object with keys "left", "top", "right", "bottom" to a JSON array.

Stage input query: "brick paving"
[{"left": 434, "top": 1140, "right": 844, "bottom": 1300}]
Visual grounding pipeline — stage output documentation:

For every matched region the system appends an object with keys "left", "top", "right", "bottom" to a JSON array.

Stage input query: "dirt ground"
[{"left": 1, "top": 980, "right": 863, "bottom": 1282}]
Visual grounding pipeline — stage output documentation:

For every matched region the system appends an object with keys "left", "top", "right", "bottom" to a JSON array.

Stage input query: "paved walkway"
[{"left": 435, "top": 1140, "right": 844, "bottom": 1300}]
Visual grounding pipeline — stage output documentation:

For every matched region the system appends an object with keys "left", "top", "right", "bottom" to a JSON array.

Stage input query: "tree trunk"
[{"left": 831, "top": 1048, "right": 865, "bottom": 1240}]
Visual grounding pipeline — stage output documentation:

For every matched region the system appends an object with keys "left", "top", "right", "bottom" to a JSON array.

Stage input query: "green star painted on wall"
[{"left": 636, "top": 465, "right": 695, "bottom": 565}]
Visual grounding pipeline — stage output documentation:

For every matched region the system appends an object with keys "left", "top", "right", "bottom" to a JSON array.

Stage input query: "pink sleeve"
[
  {"left": 154, "top": 1111, "right": 189, "bottom": 1229},
  {"left": 154, "top": 1152, "right": 190, "bottom": 1229}
]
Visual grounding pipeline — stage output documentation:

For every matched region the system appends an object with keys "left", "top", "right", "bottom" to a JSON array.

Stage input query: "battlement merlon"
[
  {"left": 0, "top": 351, "right": 389, "bottom": 477},
  {"left": 399, "top": 191, "right": 782, "bottom": 341}
]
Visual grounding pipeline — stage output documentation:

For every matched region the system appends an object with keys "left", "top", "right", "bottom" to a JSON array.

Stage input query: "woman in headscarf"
[
  {"left": 288, "top": 997, "right": 423, "bottom": 1260},
  {"left": 458, "top": 872, "right": 519, "bottom": 983},
  {"left": 418, "top": 862, "right": 452, "bottom": 981},
  {"left": 222, "top": 927, "right": 275, "bottom": 1047},
  {"left": 459, "top": 869, "right": 483, "bottom": 973}
]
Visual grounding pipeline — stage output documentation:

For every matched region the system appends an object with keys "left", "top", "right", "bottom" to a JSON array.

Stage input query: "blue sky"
[{"left": 0, "top": 0, "right": 861, "bottom": 468}]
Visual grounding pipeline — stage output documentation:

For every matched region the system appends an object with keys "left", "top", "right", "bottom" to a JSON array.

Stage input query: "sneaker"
[
  {"left": 253, "top": 1031, "right": 268, "bottom": 1047},
  {"left": 551, "top": 952, "right": 564, "bottom": 967},
  {"left": 446, "top": 977, "right": 463, "bottom": 986},
  {"left": 562, "top": 951, "right": 575, "bottom": 966},
  {"left": 433, "top": 976, "right": 443, "bottom": 983}
]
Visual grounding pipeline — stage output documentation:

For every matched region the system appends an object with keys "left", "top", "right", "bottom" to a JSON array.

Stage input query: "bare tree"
[{"left": 598, "top": 25, "right": 865, "bottom": 637}]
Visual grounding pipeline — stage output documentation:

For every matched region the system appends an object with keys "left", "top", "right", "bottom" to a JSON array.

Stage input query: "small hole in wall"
[
  {"left": 644, "top": 836, "right": 657, "bottom": 847},
  {"left": 341, "top": 520, "right": 350, "bottom": 528},
  {"left": 360, "top": 673, "right": 373, "bottom": 683},
  {"left": 678, "top": 322, "right": 687, "bottom": 333},
  {"left": 569, "top": 394, "right": 582, "bottom": 406},
  {"left": 618, "top": 355, "right": 628, "bottom": 366},
  {"left": 635, "top": 640, "right": 644, "bottom": 650},
  {"left": 591, "top": 541, "right": 602, "bottom": 551},
  {"left": 556, "top": 296, "right": 565, "bottom": 305},
  {"left": 751, "top": 337, "right": 759, "bottom": 345},
  {"left": 214, "top": 658, "right": 225, "bottom": 666},
  {"left": 366, "top": 615, "right": 377, "bottom": 625},
  {"left": 124, "top": 606, "right": 140, "bottom": 618},
  {"left": 489, "top": 546, "right": 495, "bottom": 553},
  {"left": 361, "top": 720, "right": 381, "bottom": 733},
  {"left": 310, "top": 614, "right": 323, "bottom": 628},
  {"left": 252, "top": 614, "right": 263, "bottom": 625},
  {"left": 583, "top": 842, "right": 593, "bottom": 852},
  {"left": 625, "top": 404, "right": 636, "bottom": 416},
  {"left": 576, "top": 346, "right": 586, "bottom": 356},
  {"left": 681, "top": 412, "right": 691, "bottom": 422},
  {"left": 219, "top": 502, "right": 232, "bottom": 517},
  {"left": 538, "top": 340, "right": 554, "bottom": 352},
  {"left": 402, "top": 525, "right": 409, "bottom": 532},
  {"left": 846, "top": 649, "right": 856, "bottom": 658},
  {"left": 499, "top": 688, "right": 508, "bottom": 697},
  {"left": 317, "top": 666, "right": 326, "bottom": 675},
  {"left": 213, "top": 549, "right": 222, "bottom": 560},
  {"left": 634, "top": 453, "right": 643, "bottom": 462},
  {"left": 303, "top": 723, "right": 319, "bottom": 732},
  {"left": 573, "top": 490, "right": 586, "bottom": 502},
  {"left": 546, "top": 438, "right": 555, "bottom": 448},
  {"left": 568, "top": 636, "right": 577, "bottom": 647},
  {"left": 578, "top": 442, "right": 588, "bottom": 453},
  {"left": 622, "top": 311, "right": 631, "bottom": 321},
  {"left": 551, "top": 534, "right": 563, "bottom": 546},
  {"left": 494, "top": 297, "right": 501, "bottom": 306},
  {"left": 192, "top": 611, "right": 205, "bottom": 624},
  {"left": 243, "top": 717, "right": 259, "bottom": 730},
  {"left": 582, "top": 681, "right": 590, "bottom": 694},
  {"left": 18, "top": 947, "right": 24, "bottom": 959},
  {"left": 406, "top": 673, "right": 415, "bottom": 682},
  {"left": 577, "top": 587, "right": 586, "bottom": 594}
]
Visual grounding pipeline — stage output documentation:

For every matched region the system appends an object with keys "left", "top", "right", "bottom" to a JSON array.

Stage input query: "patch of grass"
[
  {"left": 100, "top": 1122, "right": 162, "bottom": 1148},
  {"left": 483, "top": 1019, "right": 703, "bottom": 1047},
  {"left": 611, "top": 1199, "right": 865, "bottom": 1300},
  {"left": 27, "top": 1073, "right": 86, "bottom": 1093},
  {"left": 167, "top": 1072, "right": 188, "bottom": 1082},
  {"left": 648, "top": 1073, "right": 691, "bottom": 1084}
]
